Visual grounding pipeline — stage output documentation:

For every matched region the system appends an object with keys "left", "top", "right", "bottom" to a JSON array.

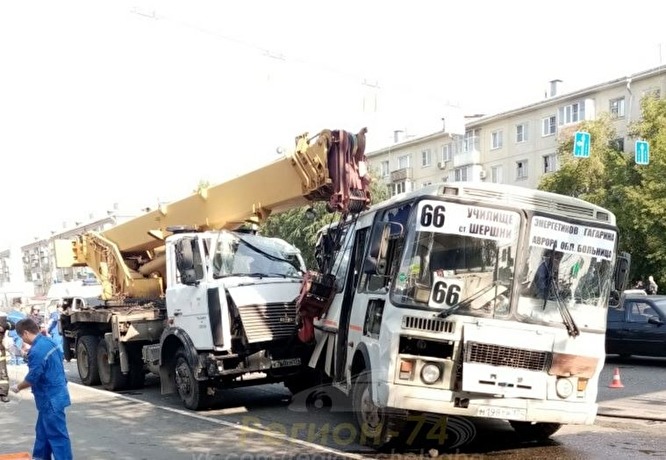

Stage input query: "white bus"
[{"left": 305, "top": 182, "right": 621, "bottom": 448}]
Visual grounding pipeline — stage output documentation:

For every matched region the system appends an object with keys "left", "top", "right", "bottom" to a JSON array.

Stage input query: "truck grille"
[
  {"left": 238, "top": 303, "right": 297, "bottom": 343},
  {"left": 464, "top": 341, "right": 551, "bottom": 372}
]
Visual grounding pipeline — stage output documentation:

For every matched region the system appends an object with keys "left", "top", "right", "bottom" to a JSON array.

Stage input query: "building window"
[
  {"left": 491, "top": 130, "right": 503, "bottom": 150},
  {"left": 542, "top": 115, "right": 556, "bottom": 136},
  {"left": 491, "top": 165, "right": 503, "bottom": 183},
  {"left": 543, "top": 154, "right": 557, "bottom": 173},
  {"left": 516, "top": 123, "right": 528, "bottom": 143},
  {"left": 421, "top": 149, "right": 432, "bottom": 167},
  {"left": 391, "top": 181, "right": 412, "bottom": 195},
  {"left": 398, "top": 154, "right": 410, "bottom": 169},
  {"left": 454, "top": 165, "right": 472, "bottom": 182},
  {"left": 642, "top": 87, "right": 661, "bottom": 100},
  {"left": 610, "top": 137, "right": 625, "bottom": 151},
  {"left": 380, "top": 160, "right": 389, "bottom": 177},
  {"left": 463, "top": 129, "right": 480, "bottom": 153},
  {"left": 516, "top": 160, "right": 528, "bottom": 180},
  {"left": 441, "top": 144, "right": 453, "bottom": 162},
  {"left": 609, "top": 97, "right": 625, "bottom": 119},
  {"left": 558, "top": 101, "right": 585, "bottom": 125}
]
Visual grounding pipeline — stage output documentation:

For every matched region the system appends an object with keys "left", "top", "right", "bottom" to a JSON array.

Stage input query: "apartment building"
[
  {"left": 0, "top": 205, "right": 136, "bottom": 296},
  {"left": 367, "top": 65, "right": 665, "bottom": 194}
]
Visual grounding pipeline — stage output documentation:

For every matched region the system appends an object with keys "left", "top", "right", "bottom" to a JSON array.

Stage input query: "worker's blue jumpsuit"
[{"left": 25, "top": 334, "right": 73, "bottom": 460}]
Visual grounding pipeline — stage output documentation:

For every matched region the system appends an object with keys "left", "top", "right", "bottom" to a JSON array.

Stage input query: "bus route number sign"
[{"left": 429, "top": 273, "right": 463, "bottom": 309}]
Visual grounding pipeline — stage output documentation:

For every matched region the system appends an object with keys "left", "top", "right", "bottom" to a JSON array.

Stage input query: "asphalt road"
[{"left": 2, "top": 356, "right": 665, "bottom": 459}]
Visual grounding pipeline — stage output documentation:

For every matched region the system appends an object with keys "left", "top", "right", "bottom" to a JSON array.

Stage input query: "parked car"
[{"left": 606, "top": 294, "right": 666, "bottom": 358}]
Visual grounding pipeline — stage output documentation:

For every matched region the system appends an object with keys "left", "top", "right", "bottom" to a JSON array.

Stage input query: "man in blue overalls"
[{"left": 11, "top": 317, "right": 73, "bottom": 460}]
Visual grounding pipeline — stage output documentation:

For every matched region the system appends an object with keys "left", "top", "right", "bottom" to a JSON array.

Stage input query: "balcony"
[
  {"left": 452, "top": 150, "right": 481, "bottom": 168},
  {"left": 390, "top": 167, "right": 413, "bottom": 183}
]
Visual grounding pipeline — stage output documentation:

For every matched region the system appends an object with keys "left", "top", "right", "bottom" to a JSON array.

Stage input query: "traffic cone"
[{"left": 608, "top": 367, "right": 624, "bottom": 388}]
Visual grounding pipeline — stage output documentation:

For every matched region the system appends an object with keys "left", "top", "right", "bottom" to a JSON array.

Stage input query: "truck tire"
[
  {"left": 352, "top": 370, "right": 406, "bottom": 449},
  {"left": 509, "top": 421, "right": 562, "bottom": 440},
  {"left": 76, "top": 335, "right": 101, "bottom": 386},
  {"left": 174, "top": 349, "right": 210, "bottom": 410},
  {"left": 97, "top": 339, "right": 129, "bottom": 391},
  {"left": 127, "top": 348, "right": 145, "bottom": 390}
]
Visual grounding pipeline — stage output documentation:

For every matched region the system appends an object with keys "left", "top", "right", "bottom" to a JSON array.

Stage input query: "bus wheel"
[
  {"left": 76, "top": 335, "right": 100, "bottom": 386},
  {"left": 509, "top": 421, "right": 562, "bottom": 440},
  {"left": 352, "top": 370, "right": 405, "bottom": 449},
  {"left": 174, "top": 349, "right": 210, "bottom": 410}
]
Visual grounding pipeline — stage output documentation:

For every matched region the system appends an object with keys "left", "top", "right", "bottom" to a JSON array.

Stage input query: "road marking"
[{"left": 71, "top": 382, "right": 373, "bottom": 459}]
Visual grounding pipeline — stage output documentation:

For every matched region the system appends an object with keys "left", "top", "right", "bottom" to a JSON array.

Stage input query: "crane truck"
[{"left": 55, "top": 128, "right": 370, "bottom": 410}]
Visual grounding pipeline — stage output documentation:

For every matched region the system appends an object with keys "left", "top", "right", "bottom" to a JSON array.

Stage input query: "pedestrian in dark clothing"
[
  {"left": 0, "top": 312, "right": 13, "bottom": 402},
  {"left": 531, "top": 250, "right": 564, "bottom": 299},
  {"left": 11, "top": 317, "right": 73, "bottom": 460}
]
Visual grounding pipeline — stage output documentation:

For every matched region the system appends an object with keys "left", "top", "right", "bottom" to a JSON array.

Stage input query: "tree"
[
  {"left": 623, "top": 96, "right": 666, "bottom": 284},
  {"left": 538, "top": 98, "right": 666, "bottom": 286}
]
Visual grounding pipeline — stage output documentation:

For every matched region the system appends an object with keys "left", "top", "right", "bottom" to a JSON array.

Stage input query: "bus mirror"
[
  {"left": 363, "top": 224, "right": 391, "bottom": 275},
  {"left": 613, "top": 252, "right": 631, "bottom": 292}
]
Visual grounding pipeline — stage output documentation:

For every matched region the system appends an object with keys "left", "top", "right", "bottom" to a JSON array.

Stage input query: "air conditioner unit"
[
  {"left": 479, "top": 169, "right": 487, "bottom": 180},
  {"left": 437, "top": 161, "right": 446, "bottom": 170}
]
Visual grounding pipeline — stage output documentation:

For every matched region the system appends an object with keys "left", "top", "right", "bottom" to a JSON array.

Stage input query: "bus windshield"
[
  {"left": 516, "top": 215, "right": 617, "bottom": 331},
  {"left": 391, "top": 200, "right": 520, "bottom": 318}
]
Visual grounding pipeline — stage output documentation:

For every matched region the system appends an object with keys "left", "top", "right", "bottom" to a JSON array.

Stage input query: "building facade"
[
  {"left": 367, "top": 65, "right": 665, "bottom": 194},
  {"left": 0, "top": 206, "right": 136, "bottom": 297}
]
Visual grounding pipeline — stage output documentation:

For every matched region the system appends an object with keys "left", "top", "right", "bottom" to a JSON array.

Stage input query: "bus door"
[{"left": 333, "top": 225, "right": 370, "bottom": 382}]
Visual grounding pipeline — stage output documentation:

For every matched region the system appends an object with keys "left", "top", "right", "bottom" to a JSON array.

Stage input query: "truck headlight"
[
  {"left": 420, "top": 362, "right": 441, "bottom": 385},
  {"left": 555, "top": 377, "right": 574, "bottom": 398}
]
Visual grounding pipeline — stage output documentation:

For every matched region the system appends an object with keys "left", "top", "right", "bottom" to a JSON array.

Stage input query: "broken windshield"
[
  {"left": 516, "top": 215, "right": 617, "bottom": 331},
  {"left": 210, "top": 232, "right": 305, "bottom": 279}
]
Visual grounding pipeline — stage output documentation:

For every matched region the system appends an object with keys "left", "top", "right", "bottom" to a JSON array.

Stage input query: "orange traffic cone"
[{"left": 608, "top": 367, "right": 624, "bottom": 388}]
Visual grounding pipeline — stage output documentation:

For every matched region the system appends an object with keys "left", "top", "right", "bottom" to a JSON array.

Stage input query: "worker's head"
[{"left": 15, "top": 317, "right": 40, "bottom": 345}]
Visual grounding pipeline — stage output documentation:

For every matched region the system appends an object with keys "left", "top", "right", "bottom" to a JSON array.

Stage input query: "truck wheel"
[
  {"left": 127, "top": 348, "right": 145, "bottom": 390},
  {"left": 97, "top": 339, "right": 129, "bottom": 391},
  {"left": 352, "top": 370, "right": 405, "bottom": 449},
  {"left": 175, "top": 349, "right": 209, "bottom": 410},
  {"left": 76, "top": 335, "right": 101, "bottom": 386},
  {"left": 509, "top": 421, "right": 562, "bottom": 440}
]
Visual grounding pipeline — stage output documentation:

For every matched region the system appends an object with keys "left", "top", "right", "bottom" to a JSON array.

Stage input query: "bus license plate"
[
  {"left": 271, "top": 358, "right": 301, "bottom": 368},
  {"left": 476, "top": 406, "right": 526, "bottom": 420}
]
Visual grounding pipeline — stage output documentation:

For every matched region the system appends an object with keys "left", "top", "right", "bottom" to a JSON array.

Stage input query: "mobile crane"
[{"left": 55, "top": 128, "right": 370, "bottom": 410}]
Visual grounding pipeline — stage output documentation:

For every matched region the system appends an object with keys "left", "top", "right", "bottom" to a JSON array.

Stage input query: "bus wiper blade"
[{"left": 550, "top": 280, "right": 580, "bottom": 337}]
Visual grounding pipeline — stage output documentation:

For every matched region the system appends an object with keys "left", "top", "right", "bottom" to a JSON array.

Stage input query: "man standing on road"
[
  {"left": 10, "top": 317, "right": 73, "bottom": 460},
  {"left": 0, "top": 311, "right": 13, "bottom": 402}
]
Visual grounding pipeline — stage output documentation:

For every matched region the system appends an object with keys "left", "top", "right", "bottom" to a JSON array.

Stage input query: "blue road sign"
[
  {"left": 635, "top": 140, "right": 650, "bottom": 165},
  {"left": 573, "top": 131, "right": 591, "bottom": 158}
]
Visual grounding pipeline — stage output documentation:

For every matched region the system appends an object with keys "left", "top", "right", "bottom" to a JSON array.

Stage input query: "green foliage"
[
  {"left": 261, "top": 173, "right": 389, "bottom": 268},
  {"left": 538, "top": 97, "right": 666, "bottom": 287}
]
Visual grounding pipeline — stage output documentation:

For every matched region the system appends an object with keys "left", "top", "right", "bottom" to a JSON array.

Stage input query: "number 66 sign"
[{"left": 428, "top": 272, "right": 463, "bottom": 309}]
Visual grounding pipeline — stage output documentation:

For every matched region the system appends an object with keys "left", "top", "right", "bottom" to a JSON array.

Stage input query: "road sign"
[
  {"left": 573, "top": 131, "right": 591, "bottom": 158},
  {"left": 635, "top": 140, "right": 650, "bottom": 165}
]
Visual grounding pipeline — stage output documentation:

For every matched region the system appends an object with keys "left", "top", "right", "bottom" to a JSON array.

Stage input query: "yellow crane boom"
[{"left": 55, "top": 128, "right": 370, "bottom": 300}]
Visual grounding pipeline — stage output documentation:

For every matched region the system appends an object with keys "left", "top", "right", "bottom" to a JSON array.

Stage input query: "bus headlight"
[
  {"left": 555, "top": 377, "right": 574, "bottom": 398},
  {"left": 420, "top": 363, "right": 441, "bottom": 385}
]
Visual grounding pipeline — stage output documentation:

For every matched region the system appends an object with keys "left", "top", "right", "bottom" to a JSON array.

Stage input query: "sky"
[{"left": 1, "top": 0, "right": 664, "bottom": 248}]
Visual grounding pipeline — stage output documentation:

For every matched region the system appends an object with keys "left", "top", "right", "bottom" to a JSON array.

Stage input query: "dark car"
[{"left": 606, "top": 295, "right": 666, "bottom": 358}]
